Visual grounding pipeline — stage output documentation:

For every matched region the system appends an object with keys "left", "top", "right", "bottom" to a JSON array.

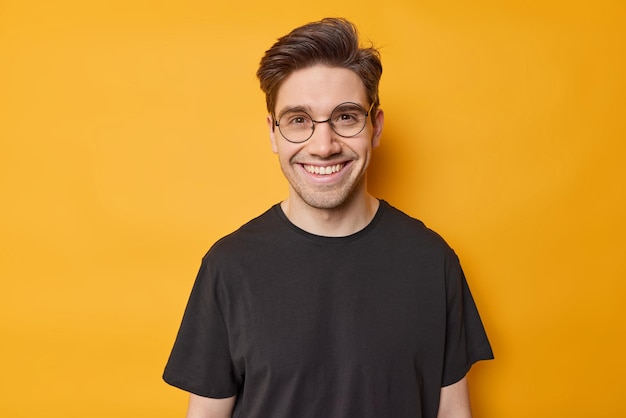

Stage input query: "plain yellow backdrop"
[{"left": 1, "top": 0, "right": 624, "bottom": 416}]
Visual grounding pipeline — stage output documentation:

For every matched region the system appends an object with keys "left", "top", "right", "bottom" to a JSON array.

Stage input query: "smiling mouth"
[{"left": 303, "top": 163, "right": 345, "bottom": 175}]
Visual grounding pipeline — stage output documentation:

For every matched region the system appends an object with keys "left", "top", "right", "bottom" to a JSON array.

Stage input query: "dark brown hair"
[{"left": 257, "top": 18, "right": 382, "bottom": 119}]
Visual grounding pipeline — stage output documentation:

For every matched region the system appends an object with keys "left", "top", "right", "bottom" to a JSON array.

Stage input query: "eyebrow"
[
  {"left": 276, "top": 105, "right": 314, "bottom": 119},
  {"left": 276, "top": 102, "right": 366, "bottom": 119},
  {"left": 334, "top": 103, "right": 365, "bottom": 111}
]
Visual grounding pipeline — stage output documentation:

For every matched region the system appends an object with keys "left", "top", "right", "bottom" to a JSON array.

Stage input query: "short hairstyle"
[{"left": 257, "top": 17, "right": 383, "bottom": 119}]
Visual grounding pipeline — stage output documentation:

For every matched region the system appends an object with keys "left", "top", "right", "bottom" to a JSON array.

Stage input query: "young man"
[{"left": 164, "top": 18, "right": 493, "bottom": 418}]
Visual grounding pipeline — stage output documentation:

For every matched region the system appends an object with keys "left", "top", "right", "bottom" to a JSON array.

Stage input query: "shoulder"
[
  {"left": 378, "top": 200, "right": 454, "bottom": 256},
  {"left": 377, "top": 201, "right": 466, "bottom": 288},
  {"left": 202, "top": 204, "right": 286, "bottom": 260}
]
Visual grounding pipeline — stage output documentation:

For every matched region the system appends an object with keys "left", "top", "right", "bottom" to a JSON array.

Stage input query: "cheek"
[
  {"left": 275, "top": 144, "right": 299, "bottom": 165},
  {"left": 355, "top": 139, "right": 374, "bottom": 156}
]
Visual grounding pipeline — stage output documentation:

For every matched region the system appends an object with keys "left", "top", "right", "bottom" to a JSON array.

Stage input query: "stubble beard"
[{"left": 283, "top": 163, "right": 367, "bottom": 211}]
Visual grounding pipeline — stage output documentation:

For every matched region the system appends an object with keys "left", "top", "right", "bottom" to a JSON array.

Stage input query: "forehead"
[{"left": 274, "top": 65, "right": 368, "bottom": 114}]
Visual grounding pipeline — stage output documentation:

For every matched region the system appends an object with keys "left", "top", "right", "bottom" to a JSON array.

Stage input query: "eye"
[
  {"left": 333, "top": 108, "right": 362, "bottom": 126},
  {"left": 290, "top": 116, "right": 307, "bottom": 125},
  {"left": 282, "top": 112, "right": 312, "bottom": 128},
  {"left": 339, "top": 113, "right": 355, "bottom": 121}
]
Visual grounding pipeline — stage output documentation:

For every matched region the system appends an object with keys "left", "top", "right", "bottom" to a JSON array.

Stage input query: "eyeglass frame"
[{"left": 273, "top": 101, "right": 376, "bottom": 144}]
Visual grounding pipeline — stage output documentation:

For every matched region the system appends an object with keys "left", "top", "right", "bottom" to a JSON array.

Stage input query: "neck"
[{"left": 281, "top": 193, "right": 380, "bottom": 237}]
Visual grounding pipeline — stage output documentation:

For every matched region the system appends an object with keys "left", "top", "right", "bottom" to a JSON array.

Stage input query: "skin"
[
  {"left": 184, "top": 64, "right": 472, "bottom": 417},
  {"left": 268, "top": 65, "right": 384, "bottom": 237},
  {"left": 185, "top": 394, "right": 235, "bottom": 418},
  {"left": 438, "top": 377, "right": 472, "bottom": 418}
]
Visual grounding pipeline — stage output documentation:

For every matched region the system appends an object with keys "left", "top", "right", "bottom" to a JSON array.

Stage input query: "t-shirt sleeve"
[
  {"left": 441, "top": 251, "right": 494, "bottom": 387},
  {"left": 163, "top": 257, "right": 239, "bottom": 398}
]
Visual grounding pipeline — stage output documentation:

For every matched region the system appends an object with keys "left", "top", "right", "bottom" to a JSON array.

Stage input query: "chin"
[{"left": 297, "top": 189, "right": 358, "bottom": 211}]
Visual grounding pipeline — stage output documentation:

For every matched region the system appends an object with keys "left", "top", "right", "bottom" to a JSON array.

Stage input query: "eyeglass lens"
[{"left": 277, "top": 102, "right": 371, "bottom": 143}]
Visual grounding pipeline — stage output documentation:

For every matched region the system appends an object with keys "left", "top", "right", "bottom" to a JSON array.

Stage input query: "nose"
[{"left": 306, "top": 120, "right": 342, "bottom": 157}]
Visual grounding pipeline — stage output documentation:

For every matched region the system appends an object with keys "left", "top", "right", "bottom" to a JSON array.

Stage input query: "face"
[{"left": 268, "top": 65, "right": 384, "bottom": 211}]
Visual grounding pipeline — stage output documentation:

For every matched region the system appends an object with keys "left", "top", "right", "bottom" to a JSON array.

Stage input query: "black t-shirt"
[{"left": 164, "top": 201, "right": 493, "bottom": 417}]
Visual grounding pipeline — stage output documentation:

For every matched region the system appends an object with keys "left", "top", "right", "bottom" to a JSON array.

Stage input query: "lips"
[{"left": 302, "top": 163, "right": 345, "bottom": 175}]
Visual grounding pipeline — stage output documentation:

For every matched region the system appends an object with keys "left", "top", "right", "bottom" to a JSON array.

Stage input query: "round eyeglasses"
[{"left": 274, "top": 102, "right": 375, "bottom": 144}]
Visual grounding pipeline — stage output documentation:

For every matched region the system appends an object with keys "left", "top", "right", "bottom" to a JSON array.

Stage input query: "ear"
[
  {"left": 371, "top": 108, "right": 384, "bottom": 148},
  {"left": 267, "top": 114, "right": 278, "bottom": 153}
]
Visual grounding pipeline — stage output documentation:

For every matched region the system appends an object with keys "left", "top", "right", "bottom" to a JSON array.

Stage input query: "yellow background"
[{"left": 1, "top": 0, "right": 624, "bottom": 416}]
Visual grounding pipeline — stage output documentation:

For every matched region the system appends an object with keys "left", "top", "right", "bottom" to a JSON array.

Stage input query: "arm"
[
  {"left": 437, "top": 376, "right": 472, "bottom": 418},
  {"left": 185, "top": 394, "right": 236, "bottom": 418}
]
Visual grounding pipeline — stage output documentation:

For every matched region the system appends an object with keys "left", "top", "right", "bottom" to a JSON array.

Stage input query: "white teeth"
[{"left": 304, "top": 164, "right": 344, "bottom": 175}]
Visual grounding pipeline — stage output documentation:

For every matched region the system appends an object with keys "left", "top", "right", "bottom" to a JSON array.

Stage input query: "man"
[{"left": 164, "top": 17, "right": 493, "bottom": 418}]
